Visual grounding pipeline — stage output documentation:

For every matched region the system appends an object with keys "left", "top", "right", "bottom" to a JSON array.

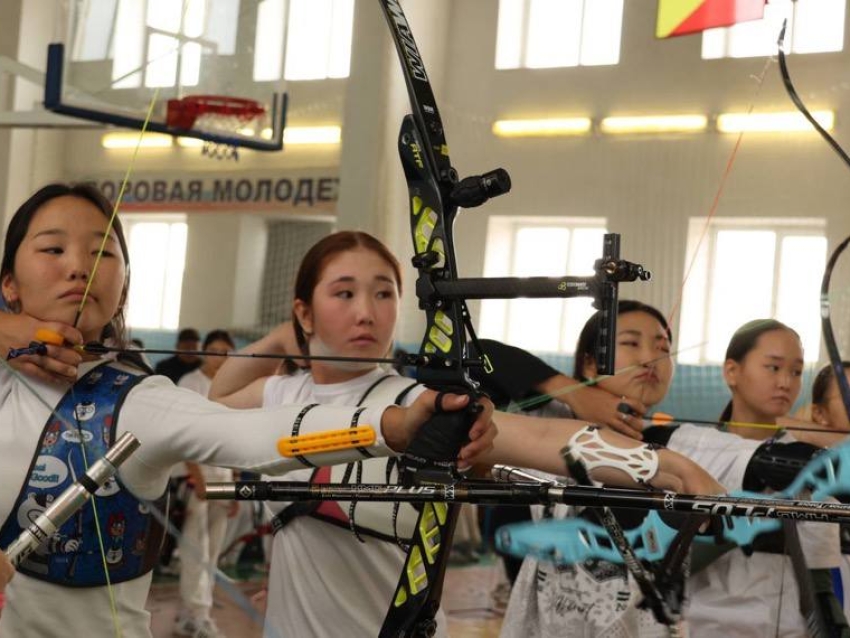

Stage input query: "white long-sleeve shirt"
[
  {"left": 0, "top": 360, "right": 394, "bottom": 637},
  {"left": 501, "top": 423, "right": 840, "bottom": 638},
  {"left": 259, "top": 368, "right": 448, "bottom": 638},
  {"left": 674, "top": 425, "right": 841, "bottom": 638}
]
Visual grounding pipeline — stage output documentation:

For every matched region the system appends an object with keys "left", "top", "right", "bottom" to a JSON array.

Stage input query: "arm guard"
[{"left": 742, "top": 440, "right": 823, "bottom": 493}]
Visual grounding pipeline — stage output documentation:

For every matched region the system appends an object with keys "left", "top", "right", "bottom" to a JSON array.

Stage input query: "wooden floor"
[{"left": 148, "top": 559, "right": 505, "bottom": 637}]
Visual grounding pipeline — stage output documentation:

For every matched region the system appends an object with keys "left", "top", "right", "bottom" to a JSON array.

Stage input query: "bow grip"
[
  {"left": 786, "top": 439, "right": 850, "bottom": 500},
  {"left": 401, "top": 387, "right": 482, "bottom": 483}
]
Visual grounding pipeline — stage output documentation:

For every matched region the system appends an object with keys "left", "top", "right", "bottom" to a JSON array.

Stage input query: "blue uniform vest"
[{"left": 0, "top": 361, "right": 167, "bottom": 586}]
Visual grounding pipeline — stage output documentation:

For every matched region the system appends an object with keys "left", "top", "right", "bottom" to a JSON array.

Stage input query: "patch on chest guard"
[
  {"left": 582, "top": 558, "right": 628, "bottom": 583},
  {"left": 74, "top": 401, "right": 96, "bottom": 421},
  {"left": 113, "top": 374, "right": 131, "bottom": 387},
  {"left": 85, "top": 371, "right": 103, "bottom": 385}
]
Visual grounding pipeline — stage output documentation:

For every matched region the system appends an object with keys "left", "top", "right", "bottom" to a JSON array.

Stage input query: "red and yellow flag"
[{"left": 656, "top": 0, "right": 767, "bottom": 38}]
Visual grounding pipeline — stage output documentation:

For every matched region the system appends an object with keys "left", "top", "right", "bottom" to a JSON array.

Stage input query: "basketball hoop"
[{"left": 166, "top": 95, "right": 267, "bottom": 161}]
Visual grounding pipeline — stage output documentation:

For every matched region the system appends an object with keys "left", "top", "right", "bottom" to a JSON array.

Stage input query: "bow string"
[{"left": 776, "top": 19, "right": 850, "bottom": 438}]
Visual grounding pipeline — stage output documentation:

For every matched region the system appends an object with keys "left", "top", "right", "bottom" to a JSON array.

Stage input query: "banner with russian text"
[{"left": 67, "top": 171, "right": 339, "bottom": 213}]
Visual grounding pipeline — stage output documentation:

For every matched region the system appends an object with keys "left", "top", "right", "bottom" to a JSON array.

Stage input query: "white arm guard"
[{"left": 566, "top": 425, "right": 659, "bottom": 485}]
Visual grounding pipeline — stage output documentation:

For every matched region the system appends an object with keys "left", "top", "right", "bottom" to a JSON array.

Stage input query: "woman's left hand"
[
  {"left": 652, "top": 449, "right": 725, "bottom": 495},
  {"left": 458, "top": 396, "right": 496, "bottom": 469},
  {"left": 381, "top": 391, "right": 497, "bottom": 467}
]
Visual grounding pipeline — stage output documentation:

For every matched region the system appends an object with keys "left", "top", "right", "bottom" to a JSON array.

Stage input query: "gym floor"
[{"left": 148, "top": 559, "right": 505, "bottom": 637}]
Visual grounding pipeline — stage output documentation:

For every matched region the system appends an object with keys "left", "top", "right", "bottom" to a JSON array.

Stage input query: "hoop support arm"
[{"left": 44, "top": 44, "right": 287, "bottom": 151}]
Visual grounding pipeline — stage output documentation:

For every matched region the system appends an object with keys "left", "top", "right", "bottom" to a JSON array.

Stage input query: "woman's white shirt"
[
  {"left": 0, "top": 361, "right": 394, "bottom": 637},
  {"left": 260, "top": 369, "right": 450, "bottom": 638}
]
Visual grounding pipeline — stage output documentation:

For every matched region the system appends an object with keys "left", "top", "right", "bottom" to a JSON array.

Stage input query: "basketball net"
[{"left": 166, "top": 96, "right": 267, "bottom": 162}]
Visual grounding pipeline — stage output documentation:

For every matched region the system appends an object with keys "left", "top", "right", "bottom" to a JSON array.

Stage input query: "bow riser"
[
  {"left": 381, "top": 116, "right": 478, "bottom": 638},
  {"left": 399, "top": 117, "right": 463, "bottom": 373},
  {"left": 379, "top": 2, "right": 477, "bottom": 634}
]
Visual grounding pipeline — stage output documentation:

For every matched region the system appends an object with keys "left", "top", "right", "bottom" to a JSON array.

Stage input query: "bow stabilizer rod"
[
  {"left": 205, "top": 478, "right": 850, "bottom": 524},
  {"left": 5, "top": 432, "right": 140, "bottom": 566}
]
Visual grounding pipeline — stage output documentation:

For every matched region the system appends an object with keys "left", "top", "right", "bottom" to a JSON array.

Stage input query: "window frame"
[
  {"left": 254, "top": 0, "right": 354, "bottom": 82},
  {"left": 495, "top": 0, "right": 624, "bottom": 70},
  {"left": 106, "top": 0, "right": 221, "bottom": 89},
  {"left": 677, "top": 216, "right": 827, "bottom": 364},
  {"left": 123, "top": 213, "right": 189, "bottom": 331},
  {"left": 701, "top": 0, "right": 846, "bottom": 59},
  {"left": 478, "top": 216, "right": 608, "bottom": 354}
]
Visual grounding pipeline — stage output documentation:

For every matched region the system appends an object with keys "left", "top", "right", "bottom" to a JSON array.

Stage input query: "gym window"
[
  {"left": 478, "top": 217, "right": 608, "bottom": 353},
  {"left": 702, "top": 0, "right": 845, "bottom": 59},
  {"left": 123, "top": 215, "right": 188, "bottom": 330},
  {"left": 253, "top": 0, "right": 354, "bottom": 81},
  {"left": 495, "top": 0, "right": 624, "bottom": 69},
  {"left": 677, "top": 217, "right": 826, "bottom": 364}
]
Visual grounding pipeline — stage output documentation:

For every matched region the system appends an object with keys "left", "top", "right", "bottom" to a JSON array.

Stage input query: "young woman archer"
[
  {"left": 0, "top": 183, "right": 496, "bottom": 637},
  {"left": 209, "top": 230, "right": 724, "bottom": 638}
]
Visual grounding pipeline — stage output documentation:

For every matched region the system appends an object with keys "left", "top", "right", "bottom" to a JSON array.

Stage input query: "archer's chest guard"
[
  {"left": 0, "top": 362, "right": 166, "bottom": 586},
  {"left": 273, "top": 375, "right": 421, "bottom": 544}
]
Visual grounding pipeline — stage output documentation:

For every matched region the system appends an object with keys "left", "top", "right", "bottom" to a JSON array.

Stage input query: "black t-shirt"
[
  {"left": 468, "top": 339, "right": 561, "bottom": 410},
  {"left": 153, "top": 356, "right": 201, "bottom": 384}
]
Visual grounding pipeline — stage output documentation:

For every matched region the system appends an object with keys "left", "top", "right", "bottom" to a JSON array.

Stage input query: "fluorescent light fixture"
[
  {"left": 101, "top": 132, "right": 173, "bottom": 149},
  {"left": 176, "top": 136, "right": 204, "bottom": 148},
  {"left": 177, "top": 126, "right": 342, "bottom": 148},
  {"left": 253, "top": 126, "right": 342, "bottom": 145},
  {"left": 492, "top": 117, "right": 592, "bottom": 137},
  {"left": 283, "top": 126, "right": 341, "bottom": 145},
  {"left": 717, "top": 110, "right": 835, "bottom": 133},
  {"left": 601, "top": 114, "right": 708, "bottom": 134}
]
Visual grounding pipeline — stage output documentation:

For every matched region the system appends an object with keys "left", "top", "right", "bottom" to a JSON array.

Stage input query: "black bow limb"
[{"left": 377, "top": 1, "right": 652, "bottom": 635}]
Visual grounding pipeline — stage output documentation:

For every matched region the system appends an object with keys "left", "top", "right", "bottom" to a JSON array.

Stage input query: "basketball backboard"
[{"left": 15, "top": 0, "right": 293, "bottom": 152}]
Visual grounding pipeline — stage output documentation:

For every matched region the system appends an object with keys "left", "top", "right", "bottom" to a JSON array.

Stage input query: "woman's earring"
[{"left": 3, "top": 296, "right": 20, "bottom": 313}]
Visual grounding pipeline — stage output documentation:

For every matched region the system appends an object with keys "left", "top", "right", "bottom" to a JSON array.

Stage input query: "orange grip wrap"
[
  {"left": 277, "top": 425, "right": 377, "bottom": 458},
  {"left": 34, "top": 329, "right": 65, "bottom": 346}
]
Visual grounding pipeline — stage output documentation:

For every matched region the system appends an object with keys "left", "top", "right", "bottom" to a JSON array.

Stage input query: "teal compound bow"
[
  {"left": 498, "top": 20, "right": 850, "bottom": 632},
  {"left": 495, "top": 435, "right": 850, "bottom": 566}
]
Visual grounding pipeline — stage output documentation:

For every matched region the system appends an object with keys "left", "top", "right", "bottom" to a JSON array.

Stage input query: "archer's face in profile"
[
  {"left": 1, "top": 196, "right": 126, "bottom": 343},
  {"left": 586, "top": 311, "right": 674, "bottom": 408}
]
